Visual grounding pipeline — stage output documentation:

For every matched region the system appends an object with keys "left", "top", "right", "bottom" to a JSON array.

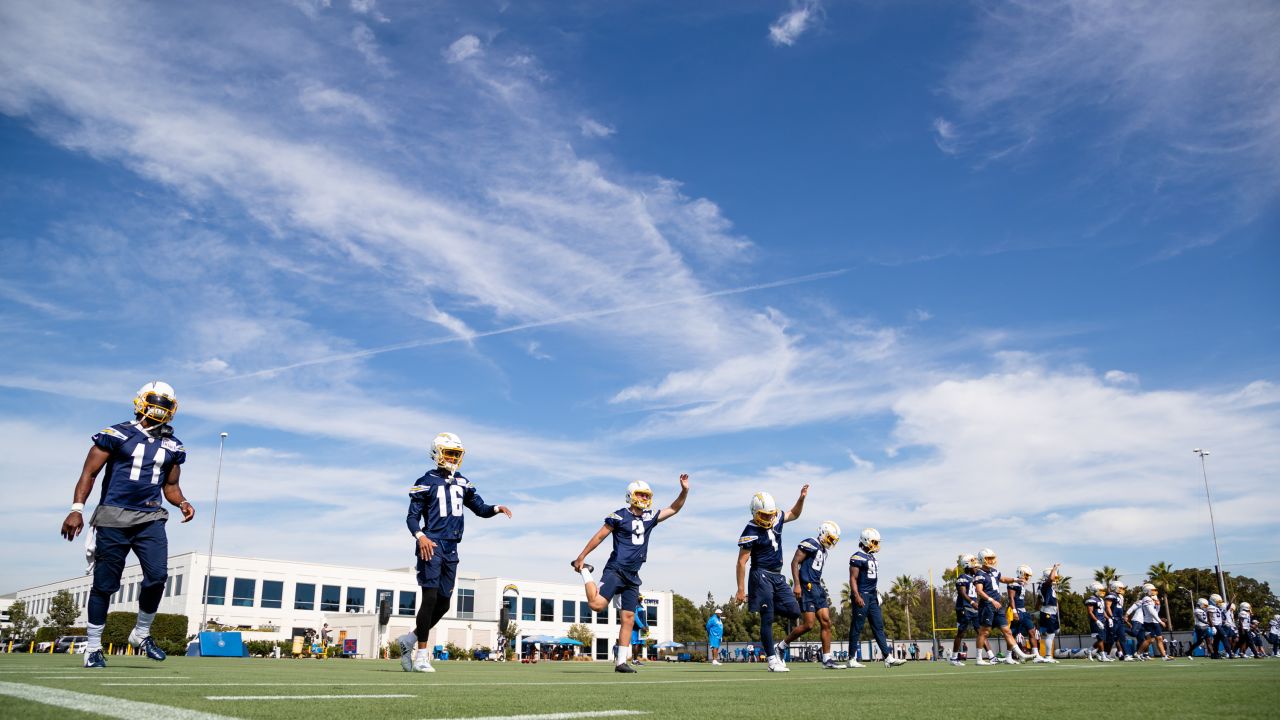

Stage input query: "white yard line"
[
  {"left": 207, "top": 693, "right": 414, "bottom": 700},
  {"left": 0, "top": 681, "right": 234, "bottom": 720},
  {"left": 35, "top": 675, "right": 191, "bottom": 680},
  {"left": 419, "top": 707, "right": 650, "bottom": 712}
]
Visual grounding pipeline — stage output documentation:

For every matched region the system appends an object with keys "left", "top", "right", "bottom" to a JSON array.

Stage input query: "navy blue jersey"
[
  {"left": 849, "top": 550, "right": 879, "bottom": 595},
  {"left": 405, "top": 469, "right": 497, "bottom": 542},
  {"left": 91, "top": 421, "right": 186, "bottom": 512},
  {"left": 1085, "top": 595, "right": 1103, "bottom": 621},
  {"left": 604, "top": 507, "right": 659, "bottom": 572},
  {"left": 1105, "top": 592, "right": 1124, "bottom": 620},
  {"left": 795, "top": 538, "right": 828, "bottom": 587},
  {"left": 738, "top": 517, "right": 786, "bottom": 572},
  {"left": 976, "top": 568, "right": 1001, "bottom": 605},
  {"left": 1039, "top": 580, "right": 1058, "bottom": 610},
  {"left": 955, "top": 572, "right": 977, "bottom": 610},
  {"left": 1009, "top": 582, "right": 1028, "bottom": 610}
]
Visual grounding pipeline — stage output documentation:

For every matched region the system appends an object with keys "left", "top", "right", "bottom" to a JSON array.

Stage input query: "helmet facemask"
[{"left": 133, "top": 383, "right": 177, "bottom": 426}]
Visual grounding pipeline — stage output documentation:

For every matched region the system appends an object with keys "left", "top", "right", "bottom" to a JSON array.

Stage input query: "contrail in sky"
[{"left": 198, "top": 268, "right": 847, "bottom": 386}]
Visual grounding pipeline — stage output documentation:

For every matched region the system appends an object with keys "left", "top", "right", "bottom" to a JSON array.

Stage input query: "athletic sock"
[
  {"left": 822, "top": 652, "right": 832, "bottom": 662},
  {"left": 616, "top": 644, "right": 630, "bottom": 666},
  {"left": 580, "top": 568, "right": 595, "bottom": 585},
  {"left": 133, "top": 611, "right": 156, "bottom": 637},
  {"left": 86, "top": 623, "right": 104, "bottom": 652}
]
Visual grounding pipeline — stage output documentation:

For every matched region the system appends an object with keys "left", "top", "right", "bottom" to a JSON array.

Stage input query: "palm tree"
[
  {"left": 1147, "top": 562, "right": 1177, "bottom": 629},
  {"left": 1055, "top": 575, "right": 1072, "bottom": 594},
  {"left": 891, "top": 575, "right": 915, "bottom": 640},
  {"left": 1093, "top": 566, "right": 1119, "bottom": 586}
]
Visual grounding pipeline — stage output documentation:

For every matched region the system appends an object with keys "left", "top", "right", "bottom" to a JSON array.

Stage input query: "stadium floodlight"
[
  {"left": 1192, "top": 448, "right": 1228, "bottom": 603},
  {"left": 200, "top": 432, "right": 229, "bottom": 633}
]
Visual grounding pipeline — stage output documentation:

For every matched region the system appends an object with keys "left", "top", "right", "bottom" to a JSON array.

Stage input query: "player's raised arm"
[
  {"left": 463, "top": 483, "right": 513, "bottom": 518},
  {"left": 61, "top": 446, "right": 109, "bottom": 541},
  {"left": 572, "top": 524, "right": 612, "bottom": 572},
  {"left": 783, "top": 483, "right": 809, "bottom": 523},
  {"left": 656, "top": 474, "right": 689, "bottom": 522}
]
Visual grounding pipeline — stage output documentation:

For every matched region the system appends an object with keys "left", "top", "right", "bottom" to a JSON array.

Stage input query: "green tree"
[
  {"left": 1093, "top": 566, "right": 1119, "bottom": 586},
  {"left": 1147, "top": 561, "right": 1178, "bottom": 630},
  {"left": 566, "top": 623, "right": 594, "bottom": 648},
  {"left": 45, "top": 590, "right": 80, "bottom": 637},
  {"left": 671, "top": 593, "right": 706, "bottom": 643},
  {"left": 6, "top": 600, "right": 38, "bottom": 643}
]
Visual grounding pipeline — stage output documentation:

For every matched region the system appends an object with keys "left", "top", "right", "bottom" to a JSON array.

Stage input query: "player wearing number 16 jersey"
[
  {"left": 573, "top": 475, "right": 690, "bottom": 673},
  {"left": 399, "top": 433, "right": 512, "bottom": 673}
]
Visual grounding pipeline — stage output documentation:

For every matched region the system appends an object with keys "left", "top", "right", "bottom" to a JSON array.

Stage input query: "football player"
[
  {"left": 1206, "top": 593, "right": 1225, "bottom": 659},
  {"left": 779, "top": 521, "right": 843, "bottom": 669},
  {"left": 1126, "top": 583, "right": 1170, "bottom": 660},
  {"left": 60, "top": 382, "right": 195, "bottom": 669},
  {"left": 1084, "top": 582, "right": 1110, "bottom": 661},
  {"left": 1036, "top": 564, "right": 1062, "bottom": 663},
  {"left": 1236, "top": 602, "right": 1266, "bottom": 658},
  {"left": 1216, "top": 596, "right": 1238, "bottom": 658},
  {"left": 1008, "top": 565, "right": 1048, "bottom": 663},
  {"left": 1187, "top": 597, "right": 1212, "bottom": 659},
  {"left": 573, "top": 474, "right": 690, "bottom": 673},
  {"left": 846, "top": 528, "right": 906, "bottom": 669},
  {"left": 398, "top": 433, "right": 512, "bottom": 673},
  {"left": 1267, "top": 613, "right": 1280, "bottom": 656},
  {"left": 734, "top": 486, "right": 808, "bottom": 672},
  {"left": 972, "top": 548, "right": 1032, "bottom": 665},
  {"left": 1104, "top": 580, "right": 1131, "bottom": 661},
  {"left": 950, "top": 554, "right": 981, "bottom": 666}
]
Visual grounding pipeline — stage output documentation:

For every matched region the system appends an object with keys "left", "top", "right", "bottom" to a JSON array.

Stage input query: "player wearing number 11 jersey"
[
  {"left": 399, "top": 433, "right": 512, "bottom": 673},
  {"left": 573, "top": 474, "right": 690, "bottom": 673}
]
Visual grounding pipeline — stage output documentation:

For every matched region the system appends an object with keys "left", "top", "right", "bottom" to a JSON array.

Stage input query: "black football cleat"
[{"left": 614, "top": 662, "right": 637, "bottom": 673}]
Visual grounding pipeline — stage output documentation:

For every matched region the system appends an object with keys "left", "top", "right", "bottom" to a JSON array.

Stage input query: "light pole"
[
  {"left": 200, "top": 432, "right": 228, "bottom": 633},
  {"left": 1192, "top": 449, "right": 1228, "bottom": 603}
]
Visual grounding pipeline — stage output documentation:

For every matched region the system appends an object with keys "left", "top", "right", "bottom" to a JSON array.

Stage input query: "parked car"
[{"left": 53, "top": 635, "right": 89, "bottom": 653}]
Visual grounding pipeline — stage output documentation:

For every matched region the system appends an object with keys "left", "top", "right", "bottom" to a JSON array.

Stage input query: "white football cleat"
[
  {"left": 846, "top": 659, "right": 866, "bottom": 668},
  {"left": 1032, "top": 655, "right": 1048, "bottom": 663},
  {"left": 397, "top": 633, "right": 417, "bottom": 672},
  {"left": 884, "top": 656, "right": 906, "bottom": 668},
  {"left": 766, "top": 656, "right": 789, "bottom": 672},
  {"left": 1003, "top": 655, "right": 1020, "bottom": 665},
  {"left": 711, "top": 659, "right": 721, "bottom": 666},
  {"left": 412, "top": 649, "right": 435, "bottom": 673},
  {"left": 1045, "top": 657, "right": 1060, "bottom": 664},
  {"left": 975, "top": 659, "right": 993, "bottom": 666}
]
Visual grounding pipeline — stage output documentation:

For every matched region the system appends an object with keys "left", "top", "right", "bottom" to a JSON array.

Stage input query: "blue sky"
[{"left": 1, "top": 0, "right": 1277, "bottom": 600}]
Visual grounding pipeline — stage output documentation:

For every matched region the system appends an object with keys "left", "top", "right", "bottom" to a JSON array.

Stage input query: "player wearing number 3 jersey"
[
  {"left": 399, "top": 433, "right": 512, "bottom": 673},
  {"left": 573, "top": 474, "right": 690, "bottom": 673}
]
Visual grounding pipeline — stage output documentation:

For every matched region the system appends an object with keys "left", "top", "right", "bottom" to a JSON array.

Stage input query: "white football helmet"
[
  {"left": 1017, "top": 565, "right": 1033, "bottom": 581},
  {"left": 430, "top": 432, "right": 465, "bottom": 473},
  {"left": 817, "top": 521, "right": 841, "bottom": 549},
  {"left": 1091, "top": 582, "right": 1106, "bottom": 596},
  {"left": 1142, "top": 583, "right": 1156, "bottom": 595},
  {"left": 1197, "top": 597, "right": 1209, "bottom": 608},
  {"left": 978, "top": 548, "right": 997, "bottom": 568},
  {"left": 750, "top": 492, "right": 779, "bottom": 528},
  {"left": 1109, "top": 580, "right": 1126, "bottom": 593},
  {"left": 626, "top": 480, "right": 654, "bottom": 510},
  {"left": 1042, "top": 566, "right": 1058, "bottom": 582},
  {"left": 1210, "top": 593, "right": 1223, "bottom": 606},
  {"left": 1240, "top": 602, "right": 1251, "bottom": 612},
  {"left": 859, "top": 528, "right": 881, "bottom": 553},
  {"left": 959, "top": 553, "right": 979, "bottom": 571},
  {"left": 133, "top": 381, "right": 178, "bottom": 425}
]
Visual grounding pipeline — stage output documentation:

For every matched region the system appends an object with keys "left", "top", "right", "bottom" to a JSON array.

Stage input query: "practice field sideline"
[{"left": 1, "top": 655, "right": 1277, "bottom": 720}]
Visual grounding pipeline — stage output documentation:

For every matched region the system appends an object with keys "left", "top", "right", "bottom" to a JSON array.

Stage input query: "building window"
[
  {"left": 232, "top": 578, "right": 256, "bottom": 607},
  {"left": 455, "top": 589, "right": 475, "bottom": 619},
  {"left": 540, "top": 598, "right": 554, "bottom": 622},
  {"left": 504, "top": 595, "right": 517, "bottom": 622},
  {"left": 320, "top": 585, "right": 341, "bottom": 612},
  {"left": 262, "top": 580, "right": 284, "bottom": 609},
  {"left": 562, "top": 600, "right": 575, "bottom": 623},
  {"left": 521, "top": 597, "right": 535, "bottom": 622},
  {"left": 128, "top": 582, "right": 135, "bottom": 603},
  {"left": 376, "top": 589, "right": 394, "bottom": 616},
  {"left": 175, "top": 574, "right": 183, "bottom": 596},
  {"left": 346, "top": 587, "right": 366, "bottom": 613},
  {"left": 164, "top": 578, "right": 172, "bottom": 598},
  {"left": 295, "top": 583, "right": 315, "bottom": 611},
  {"left": 579, "top": 601, "right": 590, "bottom": 623},
  {"left": 204, "top": 576, "right": 227, "bottom": 606},
  {"left": 645, "top": 602, "right": 658, "bottom": 629},
  {"left": 399, "top": 590, "right": 416, "bottom": 616},
  {"left": 596, "top": 605, "right": 608, "bottom": 624}
]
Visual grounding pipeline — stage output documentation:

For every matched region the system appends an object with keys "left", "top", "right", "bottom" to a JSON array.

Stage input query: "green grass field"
[{"left": 2, "top": 654, "right": 1278, "bottom": 720}]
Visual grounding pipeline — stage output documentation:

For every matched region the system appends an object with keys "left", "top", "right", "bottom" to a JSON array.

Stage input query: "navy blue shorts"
[
  {"left": 748, "top": 568, "right": 800, "bottom": 616},
  {"left": 1090, "top": 621, "right": 1105, "bottom": 640},
  {"left": 799, "top": 582, "right": 830, "bottom": 614},
  {"left": 415, "top": 539, "right": 459, "bottom": 596},
  {"left": 1013, "top": 610, "right": 1035, "bottom": 635},
  {"left": 1143, "top": 622, "right": 1162, "bottom": 637},
  {"left": 598, "top": 565, "right": 642, "bottom": 612},
  {"left": 1038, "top": 612, "right": 1060, "bottom": 634},
  {"left": 956, "top": 608, "right": 980, "bottom": 633},
  {"left": 1108, "top": 620, "right": 1127, "bottom": 644},
  {"left": 1220, "top": 626, "right": 1237, "bottom": 640},
  {"left": 978, "top": 603, "right": 1006, "bottom": 629}
]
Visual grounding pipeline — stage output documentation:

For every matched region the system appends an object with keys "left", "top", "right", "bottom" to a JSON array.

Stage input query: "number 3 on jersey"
[
  {"left": 631, "top": 519, "right": 645, "bottom": 545},
  {"left": 436, "top": 484, "right": 464, "bottom": 517}
]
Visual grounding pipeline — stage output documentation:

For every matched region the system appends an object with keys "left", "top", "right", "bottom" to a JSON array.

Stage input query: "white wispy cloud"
[
  {"left": 352, "top": 23, "right": 389, "bottom": 71},
  {"left": 444, "top": 34, "right": 482, "bottom": 64},
  {"left": 298, "top": 83, "right": 382, "bottom": 126},
  {"left": 769, "top": 1, "right": 823, "bottom": 47},
  {"left": 579, "top": 117, "right": 614, "bottom": 138}
]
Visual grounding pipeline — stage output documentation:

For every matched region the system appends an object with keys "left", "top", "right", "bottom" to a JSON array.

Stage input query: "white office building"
[{"left": 11, "top": 552, "right": 673, "bottom": 659}]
